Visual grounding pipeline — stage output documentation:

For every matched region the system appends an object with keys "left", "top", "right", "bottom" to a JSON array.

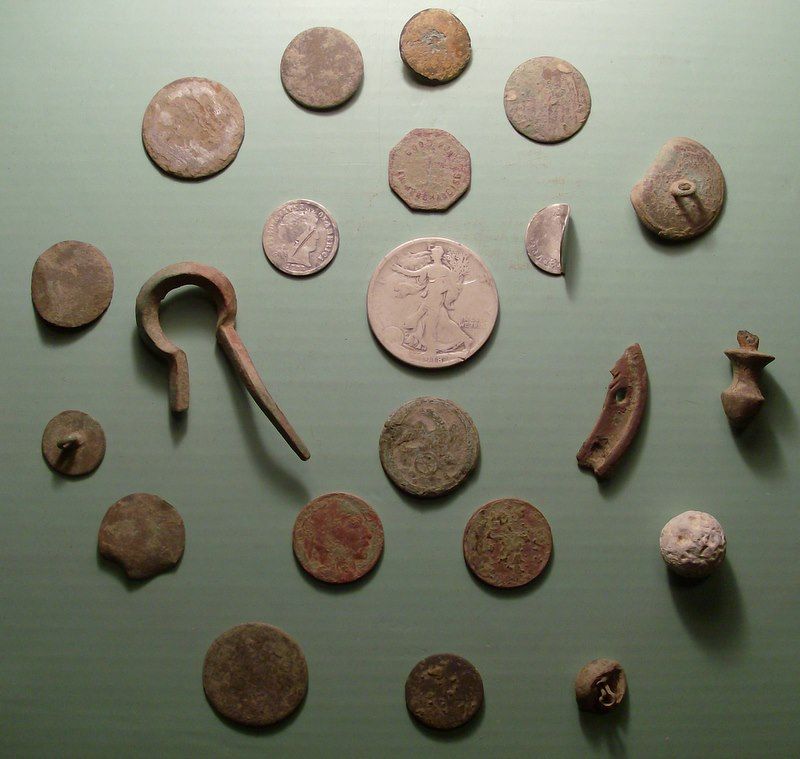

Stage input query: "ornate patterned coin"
[
  {"left": 141, "top": 77, "right": 244, "bottom": 179},
  {"left": 367, "top": 237, "right": 498, "bottom": 369},
  {"left": 203, "top": 622, "right": 308, "bottom": 727},
  {"left": 292, "top": 492, "right": 384, "bottom": 583},
  {"left": 41, "top": 410, "right": 106, "bottom": 476},
  {"left": 379, "top": 397, "right": 479, "bottom": 497},
  {"left": 463, "top": 498, "right": 553, "bottom": 588},
  {"left": 388, "top": 128, "right": 471, "bottom": 211},
  {"left": 280, "top": 27, "right": 363, "bottom": 109},
  {"left": 31, "top": 241, "right": 114, "bottom": 328},
  {"left": 405, "top": 653, "right": 484, "bottom": 730},
  {"left": 262, "top": 199, "right": 339, "bottom": 276},
  {"left": 399, "top": 9, "right": 472, "bottom": 83},
  {"left": 504, "top": 56, "right": 591, "bottom": 143}
]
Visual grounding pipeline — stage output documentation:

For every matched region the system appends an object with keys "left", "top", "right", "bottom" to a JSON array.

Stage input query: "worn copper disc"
[
  {"left": 379, "top": 397, "right": 479, "bottom": 497},
  {"left": 203, "top": 622, "right": 308, "bottom": 727},
  {"left": 141, "top": 77, "right": 244, "bottom": 179},
  {"left": 405, "top": 653, "right": 484, "bottom": 730},
  {"left": 504, "top": 56, "right": 591, "bottom": 143},
  {"left": 41, "top": 410, "right": 106, "bottom": 476},
  {"left": 280, "top": 27, "right": 363, "bottom": 109},
  {"left": 399, "top": 9, "right": 471, "bottom": 83},
  {"left": 292, "top": 492, "right": 384, "bottom": 584},
  {"left": 463, "top": 498, "right": 552, "bottom": 588},
  {"left": 31, "top": 241, "right": 114, "bottom": 328},
  {"left": 97, "top": 493, "right": 185, "bottom": 580},
  {"left": 575, "top": 658, "right": 627, "bottom": 713}
]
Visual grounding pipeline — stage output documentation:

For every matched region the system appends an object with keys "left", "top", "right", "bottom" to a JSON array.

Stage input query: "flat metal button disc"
[
  {"left": 399, "top": 9, "right": 472, "bottom": 83},
  {"left": 41, "top": 410, "right": 106, "bottom": 476}
]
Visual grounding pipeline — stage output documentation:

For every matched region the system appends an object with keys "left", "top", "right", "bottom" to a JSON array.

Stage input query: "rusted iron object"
[
  {"left": 135, "top": 262, "right": 309, "bottom": 460},
  {"left": 41, "top": 410, "right": 106, "bottom": 476},
  {"left": 525, "top": 203, "right": 570, "bottom": 275},
  {"left": 575, "top": 659, "right": 627, "bottom": 713},
  {"left": 721, "top": 331, "right": 774, "bottom": 429},
  {"left": 577, "top": 344, "right": 648, "bottom": 479},
  {"left": 399, "top": 9, "right": 472, "bottom": 83}
]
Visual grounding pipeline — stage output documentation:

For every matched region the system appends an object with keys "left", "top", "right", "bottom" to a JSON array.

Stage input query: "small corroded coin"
[
  {"left": 31, "top": 241, "right": 114, "bottom": 328},
  {"left": 203, "top": 622, "right": 308, "bottom": 727},
  {"left": 388, "top": 128, "right": 471, "bottom": 211},
  {"left": 379, "top": 397, "right": 479, "bottom": 497},
  {"left": 262, "top": 199, "right": 339, "bottom": 276},
  {"left": 141, "top": 77, "right": 244, "bottom": 179},
  {"left": 405, "top": 653, "right": 484, "bottom": 730},
  {"left": 525, "top": 203, "right": 570, "bottom": 275},
  {"left": 399, "top": 9, "right": 471, "bottom": 83},
  {"left": 463, "top": 498, "right": 553, "bottom": 588},
  {"left": 504, "top": 56, "right": 591, "bottom": 143},
  {"left": 98, "top": 493, "right": 185, "bottom": 580},
  {"left": 41, "top": 410, "right": 106, "bottom": 476},
  {"left": 280, "top": 27, "right": 364, "bottom": 109},
  {"left": 292, "top": 493, "right": 384, "bottom": 583}
]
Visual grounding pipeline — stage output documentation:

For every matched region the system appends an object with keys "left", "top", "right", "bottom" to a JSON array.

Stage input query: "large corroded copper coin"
[
  {"left": 388, "top": 128, "right": 471, "bottom": 211},
  {"left": 280, "top": 27, "right": 364, "bottom": 110},
  {"left": 379, "top": 397, "right": 479, "bottom": 497},
  {"left": 203, "top": 622, "right": 308, "bottom": 727},
  {"left": 141, "top": 77, "right": 244, "bottom": 179},
  {"left": 463, "top": 498, "right": 552, "bottom": 588},
  {"left": 98, "top": 493, "right": 185, "bottom": 580},
  {"left": 31, "top": 241, "right": 114, "bottom": 328},
  {"left": 399, "top": 9, "right": 471, "bottom": 83},
  {"left": 405, "top": 653, "right": 484, "bottom": 730},
  {"left": 292, "top": 493, "right": 384, "bottom": 584},
  {"left": 41, "top": 410, "right": 106, "bottom": 476},
  {"left": 367, "top": 237, "right": 498, "bottom": 369},
  {"left": 504, "top": 56, "right": 591, "bottom": 143}
]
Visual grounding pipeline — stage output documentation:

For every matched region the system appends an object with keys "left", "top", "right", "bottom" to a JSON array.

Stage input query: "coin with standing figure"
[
  {"left": 262, "top": 200, "right": 339, "bottom": 276},
  {"left": 399, "top": 9, "right": 472, "bottom": 83}
]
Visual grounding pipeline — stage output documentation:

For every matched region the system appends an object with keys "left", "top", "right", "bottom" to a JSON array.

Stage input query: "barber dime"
[
  {"left": 366, "top": 238, "right": 498, "bottom": 369},
  {"left": 262, "top": 200, "right": 339, "bottom": 276}
]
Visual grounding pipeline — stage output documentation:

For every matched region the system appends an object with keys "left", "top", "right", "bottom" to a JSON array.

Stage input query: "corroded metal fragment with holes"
[
  {"left": 575, "top": 659, "right": 627, "bottom": 713},
  {"left": 721, "top": 331, "right": 774, "bottom": 429}
]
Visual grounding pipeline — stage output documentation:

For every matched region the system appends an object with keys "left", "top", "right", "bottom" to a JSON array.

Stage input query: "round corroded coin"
[
  {"left": 41, "top": 410, "right": 106, "bottom": 476},
  {"left": 262, "top": 199, "right": 339, "bottom": 276},
  {"left": 280, "top": 27, "right": 364, "bottom": 109},
  {"left": 292, "top": 492, "right": 384, "bottom": 584},
  {"left": 504, "top": 56, "right": 591, "bottom": 143},
  {"left": 31, "top": 241, "right": 114, "bottom": 328},
  {"left": 388, "top": 128, "right": 471, "bottom": 211},
  {"left": 141, "top": 77, "right": 244, "bottom": 179},
  {"left": 405, "top": 653, "right": 484, "bottom": 730},
  {"left": 366, "top": 237, "right": 498, "bottom": 369},
  {"left": 463, "top": 498, "right": 553, "bottom": 588},
  {"left": 399, "top": 9, "right": 471, "bottom": 83},
  {"left": 379, "top": 397, "right": 479, "bottom": 497},
  {"left": 203, "top": 622, "right": 308, "bottom": 727}
]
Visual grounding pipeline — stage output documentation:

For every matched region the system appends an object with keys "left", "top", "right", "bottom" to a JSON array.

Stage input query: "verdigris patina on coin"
[
  {"left": 203, "top": 622, "right": 308, "bottom": 727},
  {"left": 292, "top": 492, "right": 384, "bottom": 584},
  {"left": 262, "top": 199, "right": 339, "bottom": 276},
  {"left": 463, "top": 498, "right": 553, "bottom": 588},
  {"left": 141, "top": 77, "right": 244, "bottom": 179},
  {"left": 367, "top": 238, "right": 498, "bottom": 369},
  {"left": 41, "top": 410, "right": 106, "bottom": 476},
  {"left": 399, "top": 9, "right": 472, "bottom": 83},
  {"left": 379, "top": 397, "right": 479, "bottom": 497}
]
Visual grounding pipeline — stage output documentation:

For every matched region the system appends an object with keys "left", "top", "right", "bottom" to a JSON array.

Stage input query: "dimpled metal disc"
[
  {"left": 41, "top": 410, "right": 106, "bottom": 476},
  {"left": 399, "top": 9, "right": 472, "bottom": 83}
]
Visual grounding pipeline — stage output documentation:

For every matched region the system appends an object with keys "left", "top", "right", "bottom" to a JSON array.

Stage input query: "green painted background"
[{"left": 1, "top": 1, "right": 798, "bottom": 756}]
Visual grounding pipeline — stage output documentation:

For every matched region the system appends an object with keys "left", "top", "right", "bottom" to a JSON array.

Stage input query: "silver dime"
[{"left": 262, "top": 200, "right": 339, "bottom": 276}]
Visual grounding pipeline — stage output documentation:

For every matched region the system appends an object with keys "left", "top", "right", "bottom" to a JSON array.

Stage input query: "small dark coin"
[
  {"left": 41, "top": 410, "right": 106, "bottom": 476},
  {"left": 203, "top": 622, "right": 308, "bottom": 727},
  {"left": 463, "top": 498, "right": 553, "bottom": 588},
  {"left": 399, "top": 9, "right": 471, "bottom": 83},
  {"left": 97, "top": 493, "right": 185, "bottom": 580},
  {"left": 31, "top": 241, "right": 114, "bottom": 328},
  {"left": 280, "top": 27, "right": 363, "bottom": 109},
  {"left": 405, "top": 653, "right": 484, "bottom": 730},
  {"left": 141, "top": 77, "right": 244, "bottom": 179},
  {"left": 575, "top": 658, "right": 627, "bottom": 713},
  {"left": 379, "top": 397, "right": 479, "bottom": 497}
]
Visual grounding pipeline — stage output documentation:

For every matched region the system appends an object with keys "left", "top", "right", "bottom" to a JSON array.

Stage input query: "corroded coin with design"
[
  {"left": 203, "top": 622, "right": 308, "bottom": 727},
  {"left": 292, "top": 492, "right": 384, "bottom": 584},
  {"left": 405, "top": 653, "right": 484, "bottom": 730},
  {"left": 262, "top": 199, "right": 339, "bottom": 276},
  {"left": 379, "top": 397, "right": 479, "bottom": 497},
  {"left": 463, "top": 498, "right": 553, "bottom": 588},
  {"left": 399, "top": 9, "right": 472, "bottom": 83},
  {"left": 367, "top": 237, "right": 498, "bottom": 369}
]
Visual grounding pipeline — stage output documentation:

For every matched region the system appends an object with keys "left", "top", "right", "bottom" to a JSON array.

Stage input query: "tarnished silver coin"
[
  {"left": 379, "top": 397, "right": 480, "bottom": 497},
  {"left": 525, "top": 203, "right": 570, "bottom": 275},
  {"left": 262, "top": 200, "right": 339, "bottom": 276},
  {"left": 367, "top": 238, "right": 498, "bottom": 369}
]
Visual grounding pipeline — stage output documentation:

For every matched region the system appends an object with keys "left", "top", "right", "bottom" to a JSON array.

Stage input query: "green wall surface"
[{"left": 1, "top": 1, "right": 798, "bottom": 756}]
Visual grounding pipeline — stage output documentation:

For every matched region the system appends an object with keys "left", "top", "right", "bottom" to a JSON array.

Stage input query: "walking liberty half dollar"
[{"left": 366, "top": 238, "right": 498, "bottom": 369}]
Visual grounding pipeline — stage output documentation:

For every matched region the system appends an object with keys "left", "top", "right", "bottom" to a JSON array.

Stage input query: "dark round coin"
[
  {"left": 463, "top": 498, "right": 553, "bottom": 588},
  {"left": 399, "top": 9, "right": 471, "bottom": 83},
  {"left": 41, "top": 410, "right": 106, "bottom": 476},
  {"left": 31, "top": 241, "right": 114, "bottom": 328},
  {"left": 203, "top": 622, "right": 308, "bottom": 727},
  {"left": 379, "top": 397, "right": 480, "bottom": 497},
  {"left": 575, "top": 658, "right": 627, "bottom": 713},
  {"left": 405, "top": 653, "right": 484, "bottom": 730}
]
